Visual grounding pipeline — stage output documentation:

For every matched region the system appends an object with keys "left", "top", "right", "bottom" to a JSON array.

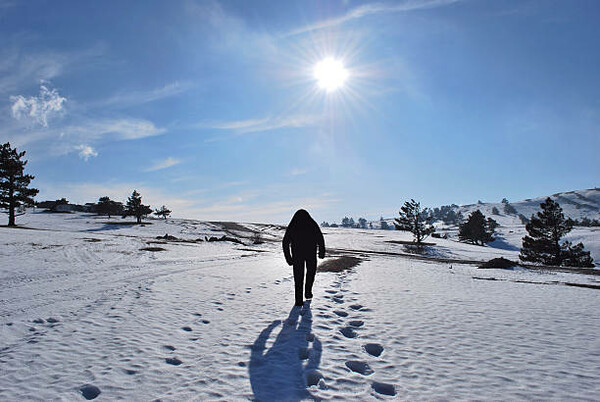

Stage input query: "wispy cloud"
[
  {"left": 10, "top": 83, "right": 67, "bottom": 127},
  {"left": 287, "top": 0, "right": 464, "bottom": 36},
  {"left": 0, "top": 44, "right": 107, "bottom": 95},
  {"left": 201, "top": 114, "right": 319, "bottom": 134},
  {"left": 2, "top": 117, "right": 165, "bottom": 157},
  {"left": 75, "top": 144, "right": 98, "bottom": 161},
  {"left": 145, "top": 157, "right": 181, "bottom": 172},
  {"left": 93, "top": 81, "right": 193, "bottom": 109},
  {"left": 290, "top": 168, "right": 308, "bottom": 176}
]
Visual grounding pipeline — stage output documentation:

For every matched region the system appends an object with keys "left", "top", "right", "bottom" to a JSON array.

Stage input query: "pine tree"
[
  {"left": 96, "top": 196, "right": 123, "bottom": 218},
  {"left": 520, "top": 198, "right": 594, "bottom": 267},
  {"left": 122, "top": 190, "right": 152, "bottom": 224},
  {"left": 458, "top": 210, "right": 496, "bottom": 245},
  {"left": 0, "top": 142, "right": 39, "bottom": 226},
  {"left": 561, "top": 241, "right": 594, "bottom": 268},
  {"left": 154, "top": 205, "right": 172, "bottom": 220},
  {"left": 502, "top": 198, "right": 517, "bottom": 215},
  {"left": 394, "top": 199, "right": 435, "bottom": 245},
  {"left": 358, "top": 217, "right": 367, "bottom": 229}
]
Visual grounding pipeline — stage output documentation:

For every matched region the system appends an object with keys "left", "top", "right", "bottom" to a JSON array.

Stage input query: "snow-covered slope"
[
  {"left": 457, "top": 187, "right": 600, "bottom": 223},
  {"left": 1, "top": 212, "right": 599, "bottom": 400},
  {"left": 376, "top": 188, "right": 600, "bottom": 265}
]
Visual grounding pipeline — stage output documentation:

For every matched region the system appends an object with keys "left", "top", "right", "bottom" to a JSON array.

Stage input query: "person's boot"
[{"left": 294, "top": 300, "right": 304, "bottom": 307}]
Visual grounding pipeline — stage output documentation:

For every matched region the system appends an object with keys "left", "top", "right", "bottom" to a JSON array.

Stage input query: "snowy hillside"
[
  {"left": 1, "top": 211, "right": 600, "bottom": 400},
  {"left": 376, "top": 188, "right": 600, "bottom": 265},
  {"left": 457, "top": 187, "right": 600, "bottom": 223}
]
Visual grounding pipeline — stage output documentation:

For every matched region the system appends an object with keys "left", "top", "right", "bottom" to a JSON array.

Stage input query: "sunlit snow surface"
[{"left": 1, "top": 212, "right": 599, "bottom": 400}]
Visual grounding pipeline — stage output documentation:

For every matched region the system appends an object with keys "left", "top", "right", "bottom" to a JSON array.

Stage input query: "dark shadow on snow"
[
  {"left": 249, "top": 302, "right": 322, "bottom": 401},
  {"left": 488, "top": 235, "right": 519, "bottom": 251}
]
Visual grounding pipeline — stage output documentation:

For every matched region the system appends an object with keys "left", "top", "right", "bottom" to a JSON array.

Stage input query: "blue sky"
[{"left": 1, "top": 0, "right": 599, "bottom": 223}]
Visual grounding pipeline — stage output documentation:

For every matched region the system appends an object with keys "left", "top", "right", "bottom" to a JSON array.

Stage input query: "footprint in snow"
[
  {"left": 345, "top": 360, "right": 374, "bottom": 376},
  {"left": 364, "top": 343, "right": 384, "bottom": 357},
  {"left": 181, "top": 326, "right": 192, "bottom": 332},
  {"left": 372, "top": 381, "right": 396, "bottom": 396},
  {"left": 348, "top": 320, "right": 364, "bottom": 328},
  {"left": 333, "top": 310, "right": 348, "bottom": 317},
  {"left": 165, "top": 357, "right": 183, "bottom": 366},
  {"left": 340, "top": 327, "right": 358, "bottom": 338},
  {"left": 163, "top": 345, "right": 176, "bottom": 351},
  {"left": 349, "top": 304, "right": 363, "bottom": 311},
  {"left": 79, "top": 384, "right": 101, "bottom": 400}
]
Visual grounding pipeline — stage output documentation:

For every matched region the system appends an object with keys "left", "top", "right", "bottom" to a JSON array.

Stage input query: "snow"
[{"left": 1, "top": 211, "right": 600, "bottom": 399}]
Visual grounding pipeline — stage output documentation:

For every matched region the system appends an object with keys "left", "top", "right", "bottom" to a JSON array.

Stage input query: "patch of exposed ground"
[{"left": 318, "top": 256, "right": 362, "bottom": 272}]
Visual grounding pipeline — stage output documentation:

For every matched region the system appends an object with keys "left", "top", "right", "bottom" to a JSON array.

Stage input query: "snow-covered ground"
[{"left": 1, "top": 212, "right": 599, "bottom": 400}]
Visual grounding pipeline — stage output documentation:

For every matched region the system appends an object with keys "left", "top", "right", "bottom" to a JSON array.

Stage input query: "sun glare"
[{"left": 314, "top": 58, "right": 348, "bottom": 92}]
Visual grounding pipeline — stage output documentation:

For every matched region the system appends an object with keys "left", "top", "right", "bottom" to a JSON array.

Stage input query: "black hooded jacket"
[{"left": 282, "top": 209, "right": 325, "bottom": 264}]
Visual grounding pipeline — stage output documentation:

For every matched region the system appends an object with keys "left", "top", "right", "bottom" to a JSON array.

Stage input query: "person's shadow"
[{"left": 249, "top": 301, "right": 322, "bottom": 401}]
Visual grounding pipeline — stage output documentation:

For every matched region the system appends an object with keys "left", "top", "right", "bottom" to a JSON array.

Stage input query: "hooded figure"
[{"left": 283, "top": 209, "right": 326, "bottom": 306}]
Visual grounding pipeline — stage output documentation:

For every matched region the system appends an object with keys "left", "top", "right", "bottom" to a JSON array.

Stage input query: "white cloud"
[
  {"left": 202, "top": 114, "right": 319, "bottom": 134},
  {"left": 286, "top": 0, "right": 464, "bottom": 36},
  {"left": 145, "top": 157, "right": 181, "bottom": 172},
  {"left": 75, "top": 144, "right": 98, "bottom": 161},
  {"left": 1, "top": 117, "right": 165, "bottom": 158},
  {"left": 94, "top": 81, "right": 193, "bottom": 108},
  {"left": 10, "top": 83, "right": 67, "bottom": 127},
  {"left": 290, "top": 168, "right": 308, "bottom": 176}
]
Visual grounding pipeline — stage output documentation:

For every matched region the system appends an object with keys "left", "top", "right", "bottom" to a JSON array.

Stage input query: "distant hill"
[
  {"left": 378, "top": 188, "right": 600, "bottom": 229},
  {"left": 456, "top": 188, "right": 600, "bottom": 224}
]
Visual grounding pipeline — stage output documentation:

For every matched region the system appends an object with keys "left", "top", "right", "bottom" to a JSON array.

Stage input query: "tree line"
[
  {"left": 0, "top": 142, "right": 171, "bottom": 226},
  {"left": 392, "top": 197, "right": 593, "bottom": 267}
]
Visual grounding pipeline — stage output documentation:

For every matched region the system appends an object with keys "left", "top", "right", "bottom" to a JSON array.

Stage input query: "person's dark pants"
[{"left": 293, "top": 256, "right": 317, "bottom": 305}]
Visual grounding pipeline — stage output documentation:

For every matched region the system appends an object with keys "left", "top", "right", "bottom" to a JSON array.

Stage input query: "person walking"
[{"left": 282, "top": 209, "right": 326, "bottom": 307}]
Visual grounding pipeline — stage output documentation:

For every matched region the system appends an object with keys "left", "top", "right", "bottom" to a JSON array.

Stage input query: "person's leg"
[
  {"left": 293, "top": 259, "right": 305, "bottom": 306},
  {"left": 305, "top": 255, "right": 317, "bottom": 299}
]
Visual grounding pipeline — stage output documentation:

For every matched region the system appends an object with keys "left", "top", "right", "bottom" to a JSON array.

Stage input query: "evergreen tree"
[
  {"left": 561, "top": 241, "right": 594, "bottom": 268},
  {"left": 491, "top": 206, "right": 500, "bottom": 215},
  {"left": 0, "top": 142, "right": 39, "bottom": 226},
  {"left": 96, "top": 196, "right": 123, "bottom": 218},
  {"left": 394, "top": 199, "right": 435, "bottom": 245},
  {"left": 122, "top": 190, "right": 152, "bottom": 224},
  {"left": 154, "top": 205, "right": 172, "bottom": 220},
  {"left": 321, "top": 221, "right": 330, "bottom": 227},
  {"left": 520, "top": 198, "right": 594, "bottom": 267},
  {"left": 358, "top": 217, "right": 367, "bottom": 229},
  {"left": 458, "top": 210, "right": 496, "bottom": 245},
  {"left": 502, "top": 198, "right": 517, "bottom": 214},
  {"left": 486, "top": 217, "right": 499, "bottom": 232}
]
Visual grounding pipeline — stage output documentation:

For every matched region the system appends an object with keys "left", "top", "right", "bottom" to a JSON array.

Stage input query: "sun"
[{"left": 314, "top": 57, "right": 348, "bottom": 92}]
